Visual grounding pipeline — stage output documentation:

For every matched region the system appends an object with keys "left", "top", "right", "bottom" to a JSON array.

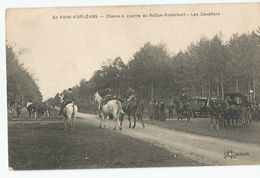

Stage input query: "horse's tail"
[{"left": 116, "top": 101, "right": 124, "bottom": 115}]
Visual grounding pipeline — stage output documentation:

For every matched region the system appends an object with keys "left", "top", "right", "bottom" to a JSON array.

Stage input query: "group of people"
[
  {"left": 98, "top": 87, "right": 136, "bottom": 110},
  {"left": 148, "top": 99, "right": 174, "bottom": 121},
  {"left": 58, "top": 87, "right": 190, "bottom": 121}
]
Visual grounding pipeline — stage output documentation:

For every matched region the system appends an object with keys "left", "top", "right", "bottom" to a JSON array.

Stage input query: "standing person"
[
  {"left": 148, "top": 100, "right": 154, "bottom": 120},
  {"left": 160, "top": 99, "right": 166, "bottom": 121},
  {"left": 168, "top": 102, "right": 174, "bottom": 119},
  {"left": 154, "top": 100, "right": 160, "bottom": 121}
]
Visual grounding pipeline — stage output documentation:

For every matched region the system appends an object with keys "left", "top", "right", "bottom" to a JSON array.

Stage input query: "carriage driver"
[
  {"left": 59, "top": 88, "right": 75, "bottom": 115},
  {"left": 180, "top": 92, "right": 188, "bottom": 103}
]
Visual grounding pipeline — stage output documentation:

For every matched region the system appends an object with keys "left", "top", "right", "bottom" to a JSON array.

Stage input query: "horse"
[
  {"left": 43, "top": 102, "right": 51, "bottom": 118},
  {"left": 93, "top": 91, "right": 124, "bottom": 130},
  {"left": 26, "top": 102, "right": 36, "bottom": 119},
  {"left": 59, "top": 94, "right": 78, "bottom": 130},
  {"left": 168, "top": 102, "right": 175, "bottom": 119},
  {"left": 121, "top": 96, "right": 145, "bottom": 129},
  {"left": 208, "top": 99, "right": 227, "bottom": 130},
  {"left": 173, "top": 97, "right": 193, "bottom": 123},
  {"left": 35, "top": 101, "right": 45, "bottom": 119}
]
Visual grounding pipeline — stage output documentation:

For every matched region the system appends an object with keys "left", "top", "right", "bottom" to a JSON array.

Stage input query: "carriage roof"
[
  {"left": 224, "top": 92, "right": 247, "bottom": 98},
  {"left": 224, "top": 92, "right": 249, "bottom": 103}
]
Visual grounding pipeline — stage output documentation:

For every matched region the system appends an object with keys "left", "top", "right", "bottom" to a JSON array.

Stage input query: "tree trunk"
[
  {"left": 151, "top": 81, "right": 154, "bottom": 102},
  {"left": 253, "top": 77, "right": 256, "bottom": 105},
  {"left": 208, "top": 79, "right": 211, "bottom": 98},
  {"left": 201, "top": 81, "right": 203, "bottom": 97},
  {"left": 253, "top": 64, "right": 256, "bottom": 106},
  {"left": 248, "top": 80, "right": 252, "bottom": 102},
  {"left": 118, "top": 82, "right": 121, "bottom": 96},
  {"left": 191, "top": 83, "right": 194, "bottom": 96},
  {"left": 235, "top": 79, "right": 239, "bottom": 93},
  {"left": 216, "top": 76, "right": 220, "bottom": 98},
  {"left": 221, "top": 78, "right": 224, "bottom": 100}
]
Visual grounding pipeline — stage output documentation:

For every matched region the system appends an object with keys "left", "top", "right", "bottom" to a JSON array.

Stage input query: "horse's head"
[
  {"left": 93, "top": 91, "right": 102, "bottom": 102},
  {"left": 58, "top": 94, "right": 64, "bottom": 104}
]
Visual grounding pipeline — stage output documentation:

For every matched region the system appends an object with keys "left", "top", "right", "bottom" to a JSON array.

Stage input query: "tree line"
[
  {"left": 50, "top": 29, "right": 260, "bottom": 112},
  {"left": 6, "top": 44, "right": 42, "bottom": 109}
]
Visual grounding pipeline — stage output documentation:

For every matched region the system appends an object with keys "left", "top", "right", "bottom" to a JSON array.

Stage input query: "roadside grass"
[
  {"left": 8, "top": 120, "right": 200, "bottom": 170},
  {"left": 146, "top": 118, "right": 260, "bottom": 145}
]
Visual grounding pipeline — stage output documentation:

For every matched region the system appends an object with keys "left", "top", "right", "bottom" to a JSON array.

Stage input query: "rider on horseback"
[
  {"left": 125, "top": 88, "right": 136, "bottom": 109},
  {"left": 99, "top": 87, "right": 114, "bottom": 110},
  {"left": 180, "top": 92, "right": 189, "bottom": 114},
  {"left": 59, "top": 88, "right": 75, "bottom": 115},
  {"left": 127, "top": 88, "right": 136, "bottom": 101}
]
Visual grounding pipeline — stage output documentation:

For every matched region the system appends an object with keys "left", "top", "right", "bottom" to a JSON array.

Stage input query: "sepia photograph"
[{"left": 5, "top": 2, "right": 260, "bottom": 172}]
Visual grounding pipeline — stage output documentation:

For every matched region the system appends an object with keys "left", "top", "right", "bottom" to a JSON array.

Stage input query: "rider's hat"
[{"left": 68, "top": 88, "right": 72, "bottom": 91}]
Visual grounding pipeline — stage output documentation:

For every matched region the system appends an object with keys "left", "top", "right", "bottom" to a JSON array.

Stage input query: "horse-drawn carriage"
[
  {"left": 190, "top": 97, "right": 216, "bottom": 117},
  {"left": 210, "top": 92, "right": 252, "bottom": 129}
]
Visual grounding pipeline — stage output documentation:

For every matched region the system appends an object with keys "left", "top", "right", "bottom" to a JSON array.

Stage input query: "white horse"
[
  {"left": 93, "top": 91, "right": 124, "bottom": 130},
  {"left": 59, "top": 94, "right": 78, "bottom": 130}
]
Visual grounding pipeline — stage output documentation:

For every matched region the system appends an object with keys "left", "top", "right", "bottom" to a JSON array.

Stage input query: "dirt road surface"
[{"left": 76, "top": 112, "right": 260, "bottom": 166}]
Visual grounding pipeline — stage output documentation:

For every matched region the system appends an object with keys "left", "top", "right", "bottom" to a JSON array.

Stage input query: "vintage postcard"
[{"left": 5, "top": 2, "right": 260, "bottom": 170}]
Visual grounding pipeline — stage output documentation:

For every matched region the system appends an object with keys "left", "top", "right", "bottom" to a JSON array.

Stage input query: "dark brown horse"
[
  {"left": 173, "top": 96, "right": 193, "bottom": 123},
  {"left": 120, "top": 96, "right": 145, "bottom": 129},
  {"left": 208, "top": 99, "right": 227, "bottom": 130}
]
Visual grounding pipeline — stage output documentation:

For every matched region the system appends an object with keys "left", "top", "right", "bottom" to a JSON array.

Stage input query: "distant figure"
[
  {"left": 148, "top": 101, "right": 154, "bottom": 120},
  {"left": 180, "top": 93, "right": 188, "bottom": 102},
  {"left": 135, "top": 100, "right": 145, "bottom": 128},
  {"left": 154, "top": 100, "right": 160, "bottom": 120},
  {"left": 160, "top": 99, "right": 166, "bottom": 121},
  {"left": 168, "top": 102, "right": 174, "bottom": 119},
  {"left": 16, "top": 103, "right": 22, "bottom": 118}
]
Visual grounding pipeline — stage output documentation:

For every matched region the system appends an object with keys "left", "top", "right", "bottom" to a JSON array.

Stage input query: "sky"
[{"left": 5, "top": 3, "right": 260, "bottom": 100}]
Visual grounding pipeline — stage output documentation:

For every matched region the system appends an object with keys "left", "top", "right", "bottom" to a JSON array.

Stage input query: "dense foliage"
[
  {"left": 6, "top": 44, "right": 42, "bottom": 108},
  {"left": 49, "top": 30, "right": 260, "bottom": 112}
]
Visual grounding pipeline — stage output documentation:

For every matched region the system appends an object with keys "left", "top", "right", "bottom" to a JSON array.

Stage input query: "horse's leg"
[
  {"left": 140, "top": 115, "right": 145, "bottom": 128},
  {"left": 216, "top": 115, "right": 219, "bottom": 130},
  {"left": 103, "top": 114, "right": 106, "bottom": 128},
  {"left": 117, "top": 113, "right": 121, "bottom": 130},
  {"left": 99, "top": 113, "right": 103, "bottom": 128},
  {"left": 187, "top": 111, "right": 191, "bottom": 123},
  {"left": 71, "top": 116, "right": 75, "bottom": 130},
  {"left": 113, "top": 113, "right": 118, "bottom": 130},
  {"left": 128, "top": 114, "right": 131, "bottom": 128},
  {"left": 119, "top": 113, "right": 123, "bottom": 131},
  {"left": 133, "top": 114, "right": 136, "bottom": 129},
  {"left": 64, "top": 118, "right": 67, "bottom": 130},
  {"left": 210, "top": 115, "right": 213, "bottom": 129},
  {"left": 120, "top": 113, "right": 124, "bottom": 130}
]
